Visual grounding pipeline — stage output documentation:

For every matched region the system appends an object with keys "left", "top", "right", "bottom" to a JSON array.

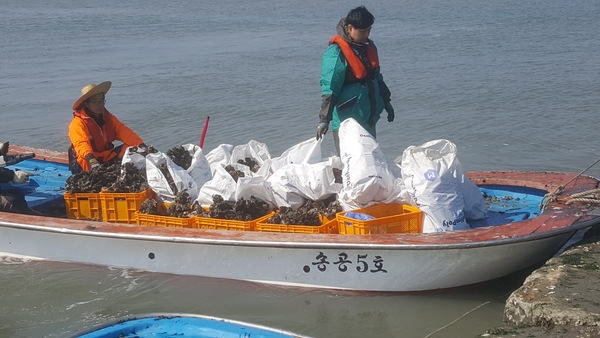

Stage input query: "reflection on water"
[{"left": 0, "top": 257, "right": 533, "bottom": 337}]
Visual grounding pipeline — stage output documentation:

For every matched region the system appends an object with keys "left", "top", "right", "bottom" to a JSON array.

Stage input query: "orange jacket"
[
  {"left": 68, "top": 108, "right": 143, "bottom": 171},
  {"left": 329, "top": 35, "right": 379, "bottom": 80}
]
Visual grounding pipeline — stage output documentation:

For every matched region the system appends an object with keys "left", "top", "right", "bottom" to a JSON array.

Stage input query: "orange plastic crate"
[
  {"left": 336, "top": 203, "right": 423, "bottom": 235},
  {"left": 135, "top": 212, "right": 195, "bottom": 228},
  {"left": 100, "top": 189, "right": 152, "bottom": 224},
  {"left": 255, "top": 213, "right": 338, "bottom": 234},
  {"left": 64, "top": 192, "right": 102, "bottom": 221},
  {"left": 194, "top": 212, "right": 273, "bottom": 231}
]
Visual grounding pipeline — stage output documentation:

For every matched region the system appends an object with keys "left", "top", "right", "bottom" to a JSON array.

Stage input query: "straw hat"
[{"left": 72, "top": 81, "right": 112, "bottom": 110}]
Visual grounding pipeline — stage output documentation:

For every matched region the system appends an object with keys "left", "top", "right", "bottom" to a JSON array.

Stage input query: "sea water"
[{"left": 1, "top": 0, "right": 599, "bottom": 336}]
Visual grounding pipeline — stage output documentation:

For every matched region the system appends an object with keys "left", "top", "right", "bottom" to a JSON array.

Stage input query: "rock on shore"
[{"left": 480, "top": 227, "right": 600, "bottom": 337}]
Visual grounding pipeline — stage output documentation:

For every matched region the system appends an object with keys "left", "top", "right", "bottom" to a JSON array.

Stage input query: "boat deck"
[
  {"left": 2, "top": 158, "right": 547, "bottom": 227},
  {"left": 471, "top": 185, "right": 545, "bottom": 228},
  {"left": 0, "top": 158, "right": 69, "bottom": 214},
  {"left": 2, "top": 145, "right": 599, "bottom": 248}
]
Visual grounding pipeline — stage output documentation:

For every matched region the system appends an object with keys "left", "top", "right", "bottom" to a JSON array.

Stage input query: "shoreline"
[{"left": 480, "top": 225, "right": 600, "bottom": 337}]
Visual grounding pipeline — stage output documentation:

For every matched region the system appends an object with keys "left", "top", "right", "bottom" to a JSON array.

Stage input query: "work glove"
[
  {"left": 385, "top": 102, "right": 395, "bottom": 122},
  {"left": 316, "top": 122, "right": 329, "bottom": 140},
  {"left": 88, "top": 157, "right": 100, "bottom": 169},
  {"left": 84, "top": 153, "right": 101, "bottom": 169},
  {"left": 12, "top": 171, "right": 32, "bottom": 184}
]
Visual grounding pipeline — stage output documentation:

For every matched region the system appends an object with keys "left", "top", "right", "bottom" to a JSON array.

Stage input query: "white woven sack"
[
  {"left": 196, "top": 165, "right": 237, "bottom": 207},
  {"left": 230, "top": 140, "right": 271, "bottom": 168},
  {"left": 235, "top": 175, "right": 276, "bottom": 209},
  {"left": 269, "top": 137, "right": 323, "bottom": 173},
  {"left": 399, "top": 139, "right": 469, "bottom": 233},
  {"left": 181, "top": 144, "right": 213, "bottom": 191},
  {"left": 121, "top": 146, "right": 146, "bottom": 170},
  {"left": 205, "top": 144, "right": 234, "bottom": 176},
  {"left": 146, "top": 152, "right": 199, "bottom": 203},
  {"left": 266, "top": 165, "right": 306, "bottom": 209},
  {"left": 337, "top": 118, "right": 396, "bottom": 210}
]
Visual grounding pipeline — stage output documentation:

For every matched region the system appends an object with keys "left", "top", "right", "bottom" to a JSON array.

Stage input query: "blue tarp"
[{"left": 0, "top": 159, "right": 70, "bottom": 209}]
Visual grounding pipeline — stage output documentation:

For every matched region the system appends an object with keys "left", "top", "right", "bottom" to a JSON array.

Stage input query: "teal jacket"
[{"left": 319, "top": 19, "right": 391, "bottom": 137}]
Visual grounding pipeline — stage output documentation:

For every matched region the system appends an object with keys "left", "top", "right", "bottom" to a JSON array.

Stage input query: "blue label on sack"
[{"left": 424, "top": 169, "right": 438, "bottom": 182}]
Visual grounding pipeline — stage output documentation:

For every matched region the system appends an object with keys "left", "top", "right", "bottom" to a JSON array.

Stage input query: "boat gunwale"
[
  {"left": 0, "top": 216, "right": 595, "bottom": 251},
  {"left": 70, "top": 312, "right": 312, "bottom": 338}
]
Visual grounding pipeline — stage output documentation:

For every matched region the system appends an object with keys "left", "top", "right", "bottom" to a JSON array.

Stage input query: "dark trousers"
[{"left": 0, "top": 188, "right": 37, "bottom": 214}]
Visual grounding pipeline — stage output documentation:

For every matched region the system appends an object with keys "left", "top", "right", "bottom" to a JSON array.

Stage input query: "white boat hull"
[{"left": 0, "top": 219, "right": 580, "bottom": 292}]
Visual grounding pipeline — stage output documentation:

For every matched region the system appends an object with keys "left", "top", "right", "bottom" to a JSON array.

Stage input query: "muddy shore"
[{"left": 479, "top": 225, "right": 600, "bottom": 338}]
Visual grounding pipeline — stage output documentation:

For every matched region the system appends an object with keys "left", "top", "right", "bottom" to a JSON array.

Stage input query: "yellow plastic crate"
[
  {"left": 100, "top": 189, "right": 152, "bottom": 224},
  {"left": 135, "top": 212, "right": 195, "bottom": 228},
  {"left": 64, "top": 192, "right": 102, "bottom": 221},
  {"left": 336, "top": 203, "right": 423, "bottom": 235},
  {"left": 255, "top": 213, "right": 338, "bottom": 234},
  {"left": 194, "top": 212, "right": 273, "bottom": 232}
]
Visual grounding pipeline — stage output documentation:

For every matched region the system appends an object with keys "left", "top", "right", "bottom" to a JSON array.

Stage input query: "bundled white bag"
[
  {"left": 267, "top": 157, "right": 342, "bottom": 209},
  {"left": 453, "top": 160, "right": 487, "bottom": 221},
  {"left": 230, "top": 140, "right": 271, "bottom": 169},
  {"left": 262, "top": 138, "right": 329, "bottom": 208},
  {"left": 255, "top": 158, "right": 273, "bottom": 179},
  {"left": 181, "top": 144, "right": 213, "bottom": 190},
  {"left": 258, "top": 137, "right": 323, "bottom": 180},
  {"left": 235, "top": 175, "right": 276, "bottom": 209},
  {"left": 266, "top": 165, "right": 307, "bottom": 209},
  {"left": 196, "top": 165, "right": 237, "bottom": 206},
  {"left": 197, "top": 140, "right": 274, "bottom": 207},
  {"left": 294, "top": 156, "right": 342, "bottom": 201},
  {"left": 337, "top": 118, "right": 396, "bottom": 210},
  {"left": 146, "top": 152, "right": 199, "bottom": 203},
  {"left": 399, "top": 139, "right": 471, "bottom": 233},
  {"left": 121, "top": 146, "right": 146, "bottom": 170},
  {"left": 205, "top": 144, "right": 234, "bottom": 176},
  {"left": 269, "top": 138, "right": 323, "bottom": 173}
]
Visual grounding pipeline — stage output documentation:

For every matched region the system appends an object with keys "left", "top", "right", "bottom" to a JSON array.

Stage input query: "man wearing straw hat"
[{"left": 68, "top": 81, "right": 147, "bottom": 174}]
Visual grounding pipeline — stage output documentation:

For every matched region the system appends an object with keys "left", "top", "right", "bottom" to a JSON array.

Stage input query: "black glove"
[
  {"left": 385, "top": 102, "right": 395, "bottom": 122},
  {"left": 316, "top": 122, "right": 329, "bottom": 140}
]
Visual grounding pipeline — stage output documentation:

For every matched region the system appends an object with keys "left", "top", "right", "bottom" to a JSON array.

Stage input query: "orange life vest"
[{"left": 329, "top": 35, "right": 379, "bottom": 80}]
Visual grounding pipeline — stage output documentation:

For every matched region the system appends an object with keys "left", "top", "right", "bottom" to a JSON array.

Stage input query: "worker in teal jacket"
[{"left": 316, "top": 6, "right": 395, "bottom": 154}]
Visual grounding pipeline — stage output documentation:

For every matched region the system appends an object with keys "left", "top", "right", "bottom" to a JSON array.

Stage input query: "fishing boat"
[
  {"left": 70, "top": 312, "right": 310, "bottom": 338},
  {"left": 1, "top": 145, "right": 599, "bottom": 292}
]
